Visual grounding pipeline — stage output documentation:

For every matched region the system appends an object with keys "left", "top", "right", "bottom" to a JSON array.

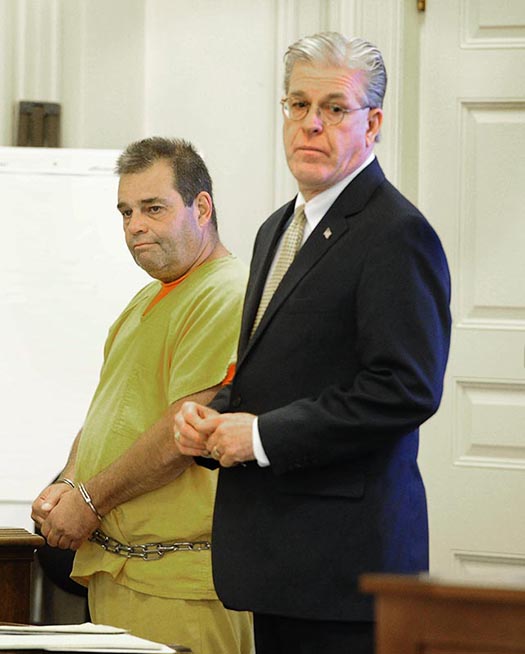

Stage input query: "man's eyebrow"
[
  {"left": 287, "top": 91, "right": 348, "bottom": 101},
  {"left": 323, "top": 92, "right": 348, "bottom": 101},
  {"left": 140, "top": 196, "right": 167, "bottom": 205},
  {"left": 117, "top": 196, "right": 167, "bottom": 210}
]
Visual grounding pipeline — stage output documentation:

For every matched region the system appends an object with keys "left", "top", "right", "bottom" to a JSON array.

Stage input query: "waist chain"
[{"left": 89, "top": 528, "right": 211, "bottom": 561}]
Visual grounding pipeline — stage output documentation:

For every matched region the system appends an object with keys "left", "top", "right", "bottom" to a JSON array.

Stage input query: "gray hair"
[
  {"left": 116, "top": 137, "right": 217, "bottom": 228},
  {"left": 283, "top": 32, "right": 387, "bottom": 110}
]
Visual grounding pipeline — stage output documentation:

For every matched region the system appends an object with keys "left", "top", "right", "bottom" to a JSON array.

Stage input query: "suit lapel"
[
  {"left": 237, "top": 200, "right": 295, "bottom": 355},
  {"left": 245, "top": 207, "right": 349, "bottom": 353},
  {"left": 237, "top": 158, "right": 386, "bottom": 366}
]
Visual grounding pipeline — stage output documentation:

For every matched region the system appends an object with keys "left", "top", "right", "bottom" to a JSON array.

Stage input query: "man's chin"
[
  {"left": 295, "top": 175, "right": 331, "bottom": 200},
  {"left": 289, "top": 164, "right": 328, "bottom": 188},
  {"left": 132, "top": 254, "right": 159, "bottom": 276}
]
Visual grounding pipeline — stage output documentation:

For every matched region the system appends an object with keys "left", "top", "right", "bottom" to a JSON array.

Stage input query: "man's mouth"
[{"left": 295, "top": 146, "right": 326, "bottom": 155}]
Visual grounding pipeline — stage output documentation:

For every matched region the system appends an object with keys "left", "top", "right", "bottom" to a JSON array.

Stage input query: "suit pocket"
[{"left": 275, "top": 467, "right": 365, "bottom": 499}]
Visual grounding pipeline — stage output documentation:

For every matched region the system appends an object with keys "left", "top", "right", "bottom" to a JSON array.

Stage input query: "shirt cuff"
[{"left": 252, "top": 417, "right": 270, "bottom": 467}]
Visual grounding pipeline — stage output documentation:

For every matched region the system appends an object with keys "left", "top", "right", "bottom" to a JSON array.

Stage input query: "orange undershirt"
[{"left": 143, "top": 273, "right": 191, "bottom": 316}]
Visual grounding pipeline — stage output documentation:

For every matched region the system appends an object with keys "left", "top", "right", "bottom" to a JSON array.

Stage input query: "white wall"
[
  {"left": 142, "top": 0, "right": 279, "bottom": 262},
  {"left": 0, "top": 147, "right": 149, "bottom": 530}
]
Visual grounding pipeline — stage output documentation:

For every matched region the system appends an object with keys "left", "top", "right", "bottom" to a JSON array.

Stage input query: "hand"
[
  {"left": 31, "top": 482, "right": 72, "bottom": 527},
  {"left": 39, "top": 488, "right": 100, "bottom": 550},
  {"left": 202, "top": 412, "right": 256, "bottom": 468},
  {"left": 173, "top": 402, "right": 218, "bottom": 456}
]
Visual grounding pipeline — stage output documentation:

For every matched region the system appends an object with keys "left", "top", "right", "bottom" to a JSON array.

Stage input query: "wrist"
[
  {"left": 78, "top": 482, "right": 103, "bottom": 521},
  {"left": 57, "top": 477, "right": 75, "bottom": 489}
]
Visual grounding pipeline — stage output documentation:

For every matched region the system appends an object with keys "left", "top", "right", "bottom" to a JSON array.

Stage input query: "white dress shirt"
[{"left": 252, "top": 154, "right": 376, "bottom": 466}]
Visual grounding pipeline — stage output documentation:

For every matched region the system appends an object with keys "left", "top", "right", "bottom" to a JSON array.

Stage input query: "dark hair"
[{"left": 116, "top": 137, "right": 217, "bottom": 227}]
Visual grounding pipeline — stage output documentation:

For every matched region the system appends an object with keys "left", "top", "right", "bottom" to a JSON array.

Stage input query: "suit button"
[{"left": 231, "top": 395, "right": 242, "bottom": 408}]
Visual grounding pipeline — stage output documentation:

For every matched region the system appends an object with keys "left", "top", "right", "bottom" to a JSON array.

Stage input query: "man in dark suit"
[{"left": 174, "top": 32, "right": 451, "bottom": 654}]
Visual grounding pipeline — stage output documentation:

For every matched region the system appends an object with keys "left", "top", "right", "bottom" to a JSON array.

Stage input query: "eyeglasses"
[{"left": 281, "top": 98, "right": 370, "bottom": 126}]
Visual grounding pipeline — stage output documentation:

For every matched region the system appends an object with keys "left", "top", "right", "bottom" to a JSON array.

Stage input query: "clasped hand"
[
  {"left": 31, "top": 483, "right": 100, "bottom": 551},
  {"left": 173, "top": 402, "right": 255, "bottom": 467}
]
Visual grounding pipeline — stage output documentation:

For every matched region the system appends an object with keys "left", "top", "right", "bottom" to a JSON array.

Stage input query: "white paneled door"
[{"left": 418, "top": 0, "right": 525, "bottom": 580}]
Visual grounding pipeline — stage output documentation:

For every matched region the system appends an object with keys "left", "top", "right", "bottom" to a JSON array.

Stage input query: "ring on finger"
[
  {"left": 174, "top": 431, "right": 181, "bottom": 442},
  {"left": 212, "top": 447, "right": 222, "bottom": 459}
]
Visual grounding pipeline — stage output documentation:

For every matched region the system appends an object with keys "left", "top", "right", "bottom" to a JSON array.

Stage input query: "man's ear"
[
  {"left": 195, "top": 191, "right": 213, "bottom": 226},
  {"left": 366, "top": 108, "right": 383, "bottom": 146}
]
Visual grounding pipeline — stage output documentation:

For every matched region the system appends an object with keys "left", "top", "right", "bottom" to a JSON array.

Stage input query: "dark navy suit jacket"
[{"left": 202, "top": 158, "right": 451, "bottom": 621}]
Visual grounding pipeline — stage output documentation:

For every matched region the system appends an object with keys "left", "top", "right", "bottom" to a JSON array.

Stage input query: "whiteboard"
[{"left": 0, "top": 147, "right": 149, "bottom": 501}]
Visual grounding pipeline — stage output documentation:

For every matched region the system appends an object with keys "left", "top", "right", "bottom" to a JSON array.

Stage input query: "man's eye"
[
  {"left": 121, "top": 209, "right": 132, "bottom": 219},
  {"left": 149, "top": 205, "right": 163, "bottom": 214},
  {"left": 327, "top": 104, "right": 345, "bottom": 114},
  {"left": 291, "top": 100, "right": 308, "bottom": 109}
]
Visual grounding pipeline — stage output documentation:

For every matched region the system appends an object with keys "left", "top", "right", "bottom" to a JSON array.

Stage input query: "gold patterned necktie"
[{"left": 251, "top": 204, "right": 306, "bottom": 337}]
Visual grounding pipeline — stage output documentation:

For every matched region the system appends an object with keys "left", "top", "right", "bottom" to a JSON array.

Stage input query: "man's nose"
[
  {"left": 301, "top": 105, "right": 324, "bottom": 132},
  {"left": 126, "top": 211, "right": 147, "bottom": 234}
]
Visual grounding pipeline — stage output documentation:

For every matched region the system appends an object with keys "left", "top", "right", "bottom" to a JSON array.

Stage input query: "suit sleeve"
[
  {"left": 258, "top": 212, "right": 451, "bottom": 475},
  {"left": 209, "top": 383, "right": 232, "bottom": 414}
]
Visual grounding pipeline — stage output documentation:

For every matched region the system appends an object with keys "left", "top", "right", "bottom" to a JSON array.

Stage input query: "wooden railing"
[
  {"left": 0, "top": 528, "right": 44, "bottom": 623},
  {"left": 361, "top": 573, "right": 525, "bottom": 654}
]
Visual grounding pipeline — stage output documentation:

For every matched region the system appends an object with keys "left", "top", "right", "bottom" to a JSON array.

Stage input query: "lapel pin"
[{"left": 323, "top": 227, "right": 333, "bottom": 240}]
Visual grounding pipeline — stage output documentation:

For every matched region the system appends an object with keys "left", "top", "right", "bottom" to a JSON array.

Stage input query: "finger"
[
  {"left": 178, "top": 443, "right": 213, "bottom": 458},
  {"left": 175, "top": 407, "right": 210, "bottom": 446},
  {"left": 31, "top": 496, "right": 55, "bottom": 519},
  {"left": 179, "top": 401, "right": 203, "bottom": 426},
  {"left": 69, "top": 539, "right": 83, "bottom": 551},
  {"left": 57, "top": 535, "right": 72, "bottom": 550},
  {"left": 174, "top": 419, "right": 212, "bottom": 456},
  {"left": 32, "top": 511, "right": 46, "bottom": 526},
  {"left": 174, "top": 422, "right": 207, "bottom": 446},
  {"left": 214, "top": 446, "right": 238, "bottom": 463},
  {"left": 45, "top": 484, "right": 72, "bottom": 507},
  {"left": 40, "top": 520, "right": 50, "bottom": 538},
  {"left": 220, "top": 457, "right": 240, "bottom": 468},
  {"left": 184, "top": 406, "right": 216, "bottom": 434},
  {"left": 175, "top": 426, "right": 209, "bottom": 449},
  {"left": 40, "top": 519, "right": 64, "bottom": 548},
  {"left": 198, "top": 415, "right": 222, "bottom": 434},
  {"left": 173, "top": 429, "right": 183, "bottom": 448},
  {"left": 195, "top": 404, "right": 219, "bottom": 419},
  {"left": 44, "top": 530, "right": 59, "bottom": 548},
  {"left": 32, "top": 514, "right": 42, "bottom": 526}
]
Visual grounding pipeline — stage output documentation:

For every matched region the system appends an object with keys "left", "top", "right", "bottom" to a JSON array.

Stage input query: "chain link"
[{"left": 89, "top": 529, "right": 211, "bottom": 561}]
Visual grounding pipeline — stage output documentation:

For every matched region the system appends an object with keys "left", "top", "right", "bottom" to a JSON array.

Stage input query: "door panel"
[{"left": 418, "top": 0, "right": 525, "bottom": 579}]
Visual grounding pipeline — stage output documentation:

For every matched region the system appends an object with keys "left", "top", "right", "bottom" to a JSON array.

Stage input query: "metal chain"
[{"left": 89, "top": 529, "right": 211, "bottom": 561}]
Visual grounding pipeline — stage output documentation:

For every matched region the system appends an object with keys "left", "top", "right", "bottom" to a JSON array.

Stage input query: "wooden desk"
[
  {"left": 0, "top": 528, "right": 44, "bottom": 624},
  {"left": 361, "top": 573, "right": 525, "bottom": 654}
]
